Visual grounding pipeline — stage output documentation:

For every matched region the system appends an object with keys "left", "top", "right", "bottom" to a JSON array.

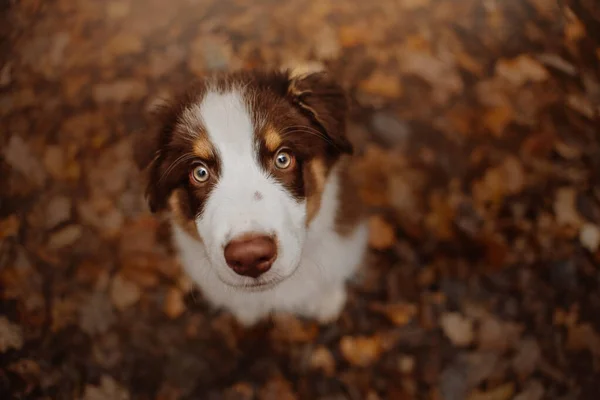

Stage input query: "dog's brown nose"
[{"left": 224, "top": 234, "right": 277, "bottom": 278}]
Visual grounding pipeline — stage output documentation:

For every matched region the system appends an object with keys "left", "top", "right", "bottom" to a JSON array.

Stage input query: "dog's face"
[{"left": 136, "top": 70, "right": 352, "bottom": 291}]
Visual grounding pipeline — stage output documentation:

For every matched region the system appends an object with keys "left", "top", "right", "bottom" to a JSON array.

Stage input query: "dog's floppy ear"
[
  {"left": 286, "top": 70, "right": 353, "bottom": 155},
  {"left": 133, "top": 99, "right": 181, "bottom": 213}
]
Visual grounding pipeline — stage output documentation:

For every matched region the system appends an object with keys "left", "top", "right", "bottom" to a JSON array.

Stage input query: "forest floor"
[{"left": 1, "top": 0, "right": 600, "bottom": 399}]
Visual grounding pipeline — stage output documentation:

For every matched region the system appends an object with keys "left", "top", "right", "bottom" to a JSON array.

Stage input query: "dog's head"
[{"left": 135, "top": 69, "right": 352, "bottom": 291}]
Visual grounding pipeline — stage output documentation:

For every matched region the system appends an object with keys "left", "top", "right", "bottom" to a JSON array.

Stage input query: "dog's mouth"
[{"left": 220, "top": 278, "right": 282, "bottom": 292}]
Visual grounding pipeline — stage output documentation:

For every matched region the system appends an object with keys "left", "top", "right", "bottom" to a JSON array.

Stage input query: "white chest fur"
[{"left": 171, "top": 168, "right": 368, "bottom": 326}]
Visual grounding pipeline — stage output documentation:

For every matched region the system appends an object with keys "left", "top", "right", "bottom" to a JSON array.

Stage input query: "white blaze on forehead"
[{"left": 197, "top": 89, "right": 257, "bottom": 156}]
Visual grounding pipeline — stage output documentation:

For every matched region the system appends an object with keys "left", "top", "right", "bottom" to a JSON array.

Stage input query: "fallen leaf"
[
  {"left": 0, "top": 316, "right": 24, "bottom": 352},
  {"left": 482, "top": 104, "right": 513, "bottom": 137},
  {"left": 110, "top": 274, "right": 142, "bottom": 311},
  {"left": 3, "top": 135, "right": 46, "bottom": 186},
  {"left": 370, "top": 302, "right": 418, "bottom": 326},
  {"left": 314, "top": 25, "right": 341, "bottom": 60},
  {"left": 512, "top": 338, "right": 541, "bottom": 378},
  {"left": 309, "top": 345, "right": 336, "bottom": 376},
  {"left": 0, "top": 215, "right": 20, "bottom": 240},
  {"left": 467, "top": 383, "right": 515, "bottom": 400},
  {"left": 82, "top": 375, "right": 130, "bottom": 400},
  {"left": 554, "top": 187, "right": 583, "bottom": 228},
  {"left": 223, "top": 382, "right": 255, "bottom": 400},
  {"left": 399, "top": 0, "right": 430, "bottom": 10},
  {"left": 580, "top": 223, "right": 600, "bottom": 253},
  {"left": 79, "top": 292, "right": 116, "bottom": 335},
  {"left": 478, "top": 316, "right": 509, "bottom": 352},
  {"left": 104, "top": 33, "right": 143, "bottom": 57},
  {"left": 51, "top": 297, "right": 79, "bottom": 332},
  {"left": 92, "top": 80, "right": 147, "bottom": 103},
  {"left": 271, "top": 313, "right": 318, "bottom": 342},
  {"left": 48, "top": 224, "right": 83, "bottom": 249},
  {"left": 258, "top": 377, "right": 297, "bottom": 400},
  {"left": 163, "top": 287, "right": 186, "bottom": 319},
  {"left": 45, "top": 195, "right": 72, "bottom": 229},
  {"left": 359, "top": 71, "right": 403, "bottom": 98},
  {"left": 398, "top": 354, "right": 416, "bottom": 374},
  {"left": 495, "top": 55, "right": 549, "bottom": 86},
  {"left": 368, "top": 215, "right": 396, "bottom": 250},
  {"left": 566, "top": 323, "right": 600, "bottom": 355},
  {"left": 340, "top": 335, "right": 383, "bottom": 367},
  {"left": 441, "top": 312, "right": 474, "bottom": 347},
  {"left": 514, "top": 380, "right": 544, "bottom": 400}
]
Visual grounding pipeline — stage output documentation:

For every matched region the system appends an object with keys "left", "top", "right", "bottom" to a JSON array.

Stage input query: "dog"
[{"left": 135, "top": 69, "right": 368, "bottom": 326}]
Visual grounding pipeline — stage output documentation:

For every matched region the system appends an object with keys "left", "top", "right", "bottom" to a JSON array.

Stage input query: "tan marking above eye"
[
  {"left": 193, "top": 138, "right": 214, "bottom": 160},
  {"left": 264, "top": 126, "right": 282, "bottom": 151}
]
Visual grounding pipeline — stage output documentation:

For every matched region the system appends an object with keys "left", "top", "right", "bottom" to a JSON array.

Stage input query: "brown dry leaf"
[
  {"left": 425, "top": 192, "right": 455, "bottom": 240},
  {"left": 110, "top": 274, "right": 142, "bottom": 311},
  {"left": 512, "top": 338, "right": 541, "bottom": 378},
  {"left": 399, "top": 49, "right": 463, "bottom": 104},
  {"left": 354, "top": 145, "right": 392, "bottom": 207},
  {"left": 92, "top": 80, "right": 147, "bottom": 103},
  {"left": 3, "top": 135, "right": 47, "bottom": 186},
  {"left": 566, "top": 323, "right": 600, "bottom": 355},
  {"left": 482, "top": 104, "right": 513, "bottom": 137},
  {"left": 309, "top": 345, "right": 336, "bottom": 376},
  {"left": 399, "top": 0, "right": 430, "bottom": 10},
  {"left": 339, "top": 335, "right": 383, "bottom": 367},
  {"left": 368, "top": 215, "right": 396, "bottom": 250},
  {"left": 554, "top": 187, "right": 583, "bottom": 228},
  {"left": 48, "top": 224, "right": 83, "bottom": 249},
  {"left": 271, "top": 313, "right": 318, "bottom": 342},
  {"left": 440, "top": 312, "right": 474, "bottom": 347},
  {"left": 473, "top": 156, "right": 526, "bottom": 210},
  {"left": 104, "top": 33, "right": 143, "bottom": 58},
  {"left": 567, "top": 93, "right": 596, "bottom": 118},
  {"left": 258, "top": 377, "right": 297, "bottom": 400},
  {"left": 467, "top": 383, "right": 515, "bottom": 400},
  {"left": 478, "top": 316, "right": 509, "bottom": 352},
  {"left": 495, "top": 55, "right": 549, "bottom": 86},
  {"left": 564, "top": 7, "right": 586, "bottom": 44},
  {"left": 0, "top": 215, "right": 20, "bottom": 240},
  {"left": 163, "top": 287, "right": 186, "bottom": 319},
  {"left": 51, "top": 297, "right": 79, "bottom": 332},
  {"left": 359, "top": 71, "right": 403, "bottom": 98},
  {"left": 370, "top": 302, "right": 418, "bottom": 326},
  {"left": 339, "top": 25, "right": 368, "bottom": 47},
  {"left": 0, "top": 316, "right": 24, "bottom": 353},
  {"left": 514, "top": 380, "right": 544, "bottom": 400},
  {"left": 45, "top": 195, "right": 72, "bottom": 229},
  {"left": 580, "top": 223, "right": 600, "bottom": 253},
  {"left": 82, "top": 375, "right": 130, "bottom": 400},
  {"left": 223, "top": 382, "right": 255, "bottom": 400}
]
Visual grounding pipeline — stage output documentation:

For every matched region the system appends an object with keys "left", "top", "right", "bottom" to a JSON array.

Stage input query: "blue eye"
[{"left": 274, "top": 151, "right": 293, "bottom": 169}]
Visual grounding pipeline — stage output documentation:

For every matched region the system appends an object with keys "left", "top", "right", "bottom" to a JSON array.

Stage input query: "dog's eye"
[
  {"left": 190, "top": 164, "right": 210, "bottom": 184},
  {"left": 274, "top": 151, "right": 294, "bottom": 170}
]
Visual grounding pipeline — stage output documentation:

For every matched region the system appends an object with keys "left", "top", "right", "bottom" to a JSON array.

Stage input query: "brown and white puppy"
[{"left": 136, "top": 69, "right": 367, "bottom": 326}]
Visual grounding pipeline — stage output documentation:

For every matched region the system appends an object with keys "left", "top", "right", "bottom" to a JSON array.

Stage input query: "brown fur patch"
[
  {"left": 335, "top": 156, "right": 365, "bottom": 236},
  {"left": 168, "top": 189, "right": 201, "bottom": 240},
  {"left": 305, "top": 158, "right": 327, "bottom": 225}
]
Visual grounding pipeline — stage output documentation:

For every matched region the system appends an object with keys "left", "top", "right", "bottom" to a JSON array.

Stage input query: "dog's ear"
[
  {"left": 133, "top": 99, "right": 181, "bottom": 213},
  {"left": 286, "top": 71, "right": 353, "bottom": 155}
]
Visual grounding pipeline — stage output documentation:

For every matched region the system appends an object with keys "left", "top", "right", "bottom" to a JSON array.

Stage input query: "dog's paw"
[{"left": 313, "top": 285, "right": 347, "bottom": 324}]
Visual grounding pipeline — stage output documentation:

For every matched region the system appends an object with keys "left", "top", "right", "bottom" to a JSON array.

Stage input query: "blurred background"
[{"left": 1, "top": 0, "right": 600, "bottom": 399}]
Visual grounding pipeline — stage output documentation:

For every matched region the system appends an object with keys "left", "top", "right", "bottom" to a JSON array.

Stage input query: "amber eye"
[
  {"left": 274, "top": 150, "right": 294, "bottom": 170},
  {"left": 190, "top": 164, "right": 210, "bottom": 184}
]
